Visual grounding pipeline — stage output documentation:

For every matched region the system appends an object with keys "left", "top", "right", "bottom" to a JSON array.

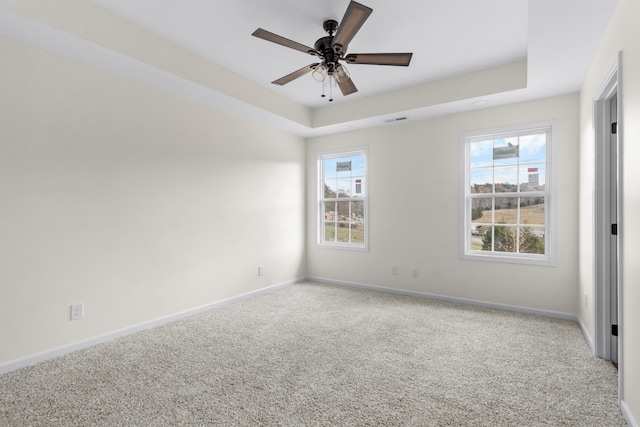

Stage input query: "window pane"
[
  {"left": 352, "top": 177, "right": 365, "bottom": 196},
  {"left": 470, "top": 226, "right": 488, "bottom": 251},
  {"left": 324, "top": 158, "right": 338, "bottom": 178},
  {"left": 336, "top": 222, "right": 350, "bottom": 243},
  {"left": 473, "top": 226, "right": 493, "bottom": 251},
  {"left": 493, "top": 225, "right": 518, "bottom": 253},
  {"left": 494, "top": 166, "right": 518, "bottom": 192},
  {"left": 336, "top": 157, "right": 353, "bottom": 177},
  {"left": 324, "top": 178, "right": 337, "bottom": 198},
  {"left": 494, "top": 197, "right": 518, "bottom": 224},
  {"left": 493, "top": 137, "right": 519, "bottom": 165},
  {"left": 336, "top": 200, "right": 350, "bottom": 222},
  {"left": 351, "top": 201, "right": 365, "bottom": 221},
  {"left": 519, "top": 226, "right": 545, "bottom": 254},
  {"left": 520, "top": 197, "right": 545, "bottom": 225},
  {"left": 351, "top": 155, "right": 366, "bottom": 176},
  {"left": 471, "top": 198, "right": 492, "bottom": 224},
  {"left": 519, "top": 133, "right": 546, "bottom": 163},
  {"left": 351, "top": 201, "right": 365, "bottom": 245},
  {"left": 519, "top": 164, "right": 545, "bottom": 192},
  {"left": 323, "top": 201, "right": 336, "bottom": 220},
  {"left": 351, "top": 222, "right": 365, "bottom": 244},
  {"left": 470, "top": 168, "right": 493, "bottom": 194},
  {"left": 470, "top": 140, "right": 493, "bottom": 167},
  {"left": 337, "top": 178, "right": 351, "bottom": 197},
  {"left": 324, "top": 223, "right": 336, "bottom": 243}
]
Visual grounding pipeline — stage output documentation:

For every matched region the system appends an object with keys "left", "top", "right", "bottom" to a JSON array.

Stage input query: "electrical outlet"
[
  {"left": 391, "top": 265, "right": 398, "bottom": 276},
  {"left": 411, "top": 268, "right": 419, "bottom": 278},
  {"left": 258, "top": 265, "right": 264, "bottom": 276},
  {"left": 70, "top": 303, "right": 84, "bottom": 321}
]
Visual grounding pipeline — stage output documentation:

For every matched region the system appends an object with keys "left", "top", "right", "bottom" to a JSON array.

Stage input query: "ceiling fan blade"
[
  {"left": 344, "top": 53, "right": 413, "bottom": 66},
  {"left": 332, "top": 1, "right": 373, "bottom": 53},
  {"left": 272, "top": 63, "right": 320, "bottom": 85},
  {"left": 252, "top": 28, "right": 318, "bottom": 55},
  {"left": 337, "top": 77, "right": 358, "bottom": 96}
]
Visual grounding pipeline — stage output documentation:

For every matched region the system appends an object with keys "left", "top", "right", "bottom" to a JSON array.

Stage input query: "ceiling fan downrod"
[{"left": 323, "top": 19, "right": 338, "bottom": 36}]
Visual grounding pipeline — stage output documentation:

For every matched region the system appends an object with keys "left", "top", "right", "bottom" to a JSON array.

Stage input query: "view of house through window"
[
  {"left": 318, "top": 149, "right": 367, "bottom": 249},
  {"left": 464, "top": 125, "right": 553, "bottom": 263}
]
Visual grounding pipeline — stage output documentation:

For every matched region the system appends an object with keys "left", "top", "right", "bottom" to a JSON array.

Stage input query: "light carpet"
[{"left": 0, "top": 282, "right": 626, "bottom": 426}]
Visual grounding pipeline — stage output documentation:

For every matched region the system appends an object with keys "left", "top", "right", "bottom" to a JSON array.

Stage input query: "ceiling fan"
[{"left": 252, "top": 0, "right": 413, "bottom": 100}]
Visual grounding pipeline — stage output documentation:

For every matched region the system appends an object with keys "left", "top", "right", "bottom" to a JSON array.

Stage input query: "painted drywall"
[
  {"left": 579, "top": 0, "right": 640, "bottom": 422},
  {"left": 0, "top": 36, "right": 306, "bottom": 365},
  {"left": 12, "top": 0, "right": 312, "bottom": 129},
  {"left": 312, "top": 60, "right": 528, "bottom": 128},
  {"left": 307, "top": 94, "right": 579, "bottom": 315}
]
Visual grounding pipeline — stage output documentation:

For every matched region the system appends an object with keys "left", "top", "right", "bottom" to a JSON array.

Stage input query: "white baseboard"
[
  {"left": 0, "top": 277, "right": 304, "bottom": 375},
  {"left": 576, "top": 316, "right": 595, "bottom": 354},
  {"left": 0, "top": 276, "right": 599, "bottom": 376},
  {"left": 622, "top": 400, "right": 638, "bottom": 427},
  {"left": 307, "top": 276, "right": 579, "bottom": 321}
]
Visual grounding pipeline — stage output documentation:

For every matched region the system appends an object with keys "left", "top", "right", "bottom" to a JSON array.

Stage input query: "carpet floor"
[{"left": 0, "top": 282, "right": 626, "bottom": 426}]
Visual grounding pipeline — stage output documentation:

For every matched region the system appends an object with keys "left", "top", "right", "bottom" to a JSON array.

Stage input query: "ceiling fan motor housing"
[{"left": 314, "top": 35, "right": 340, "bottom": 66}]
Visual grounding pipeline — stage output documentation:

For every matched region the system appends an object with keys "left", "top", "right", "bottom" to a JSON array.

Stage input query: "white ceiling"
[
  {"left": 1, "top": 0, "right": 619, "bottom": 137},
  {"left": 92, "top": 0, "right": 530, "bottom": 108}
]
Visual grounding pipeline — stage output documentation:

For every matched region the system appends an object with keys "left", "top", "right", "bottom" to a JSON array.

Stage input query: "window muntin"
[
  {"left": 464, "top": 125, "right": 553, "bottom": 264},
  {"left": 318, "top": 149, "right": 367, "bottom": 249}
]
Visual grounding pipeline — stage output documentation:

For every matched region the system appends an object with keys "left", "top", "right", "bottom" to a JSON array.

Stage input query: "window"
[
  {"left": 461, "top": 123, "right": 555, "bottom": 265},
  {"left": 318, "top": 148, "right": 367, "bottom": 250}
]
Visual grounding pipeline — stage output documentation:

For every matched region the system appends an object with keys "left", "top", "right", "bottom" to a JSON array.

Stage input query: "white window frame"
[
  {"left": 317, "top": 147, "right": 368, "bottom": 251},
  {"left": 460, "top": 121, "right": 557, "bottom": 266}
]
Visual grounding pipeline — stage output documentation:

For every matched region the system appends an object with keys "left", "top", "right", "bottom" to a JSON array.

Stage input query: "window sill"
[
  {"left": 461, "top": 251, "right": 556, "bottom": 267},
  {"left": 317, "top": 243, "right": 368, "bottom": 252}
]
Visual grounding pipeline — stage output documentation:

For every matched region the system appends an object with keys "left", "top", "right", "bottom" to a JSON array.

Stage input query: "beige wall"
[
  {"left": 307, "top": 94, "right": 580, "bottom": 315},
  {"left": 579, "top": 0, "right": 640, "bottom": 421},
  {"left": 0, "top": 37, "right": 306, "bottom": 364}
]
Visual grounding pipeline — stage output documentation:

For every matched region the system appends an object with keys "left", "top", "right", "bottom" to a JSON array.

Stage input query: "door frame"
[{"left": 593, "top": 51, "right": 622, "bottom": 399}]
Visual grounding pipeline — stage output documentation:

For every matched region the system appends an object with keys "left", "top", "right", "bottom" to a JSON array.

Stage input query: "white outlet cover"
[{"left": 70, "top": 303, "right": 84, "bottom": 321}]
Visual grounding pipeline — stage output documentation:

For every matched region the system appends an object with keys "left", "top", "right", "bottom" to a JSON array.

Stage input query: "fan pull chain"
[
  {"left": 329, "top": 75, "right": 334, "bottom": 102},
  {"left": 319, "top": 75, "right": 335, "bottom": 102}
]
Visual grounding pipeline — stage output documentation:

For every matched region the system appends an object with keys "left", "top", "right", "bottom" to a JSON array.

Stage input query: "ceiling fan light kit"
[
  {"left": 312, "top": 63, "right": 328, "bottom": 82},
  {"left": 252, "top": 0, "right": 413, "bottom": 100}
]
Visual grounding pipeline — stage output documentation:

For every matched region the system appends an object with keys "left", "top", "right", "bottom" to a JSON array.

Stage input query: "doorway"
[
  {"left": 607, "top": 93, "right": 618, "bottom": 365},
  {"left": 593, "top": 53, "right": 622, "bottom": 376}
]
